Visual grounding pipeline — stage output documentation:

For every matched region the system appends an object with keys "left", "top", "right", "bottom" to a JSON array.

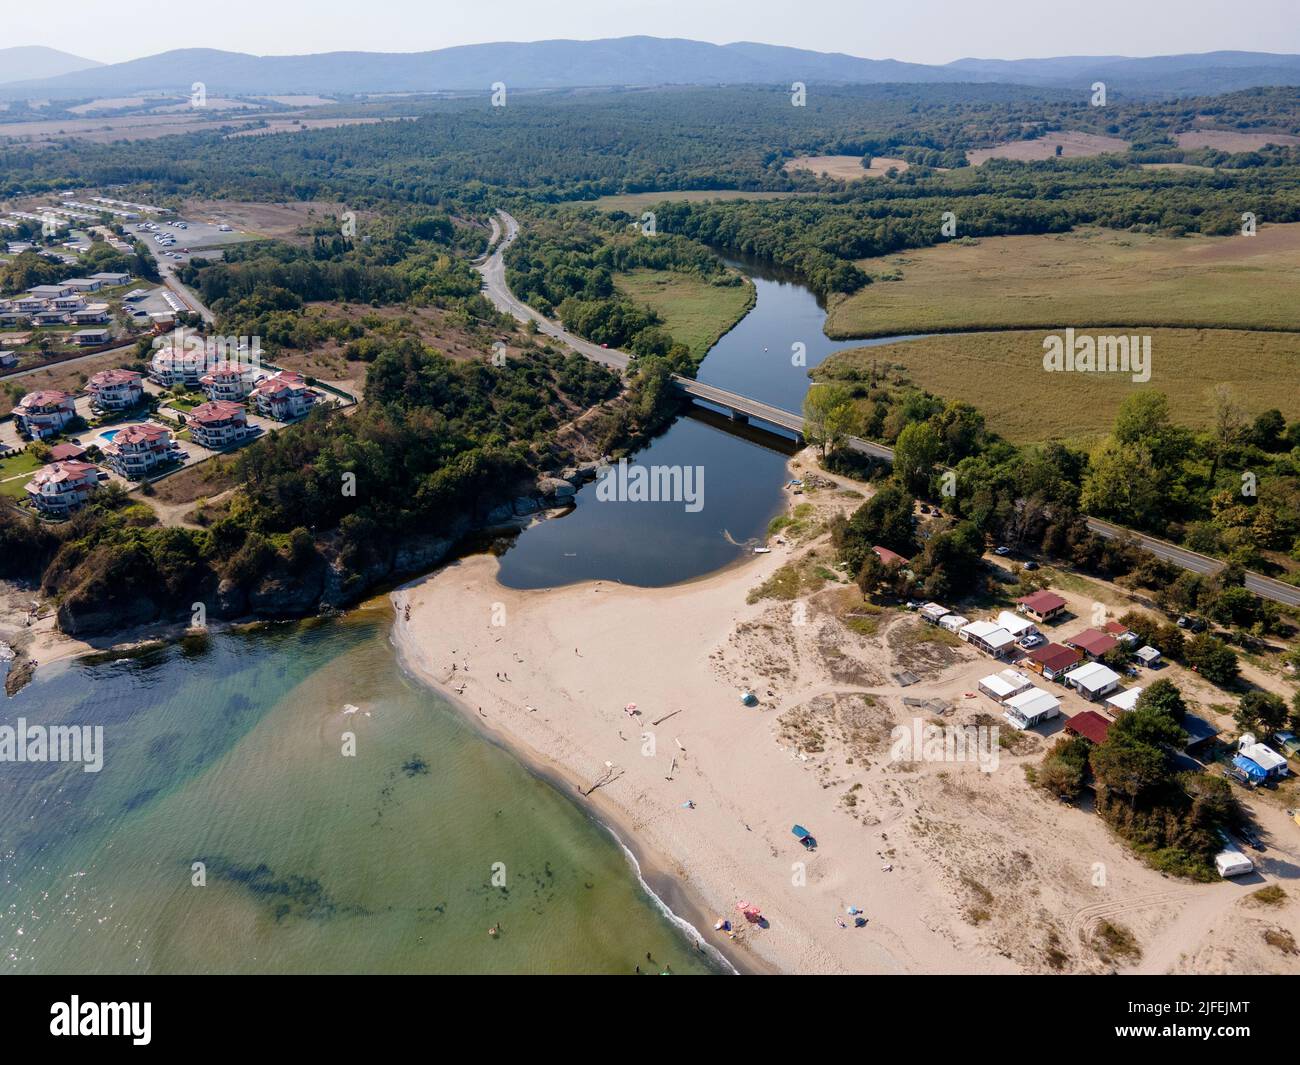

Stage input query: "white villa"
[
  {"left": 87, "top": 368, "right": 144, "bottom": 411},
  {"left": 150, "top": 346, "right": 206, "bottom": 387},
  {"left": 13, "top": 389, "right": 77, "bottom": 438},
  {"left": 24, "top": 460, "right": 101, "bottom": 516},
  {"left": 187, "top": 400, "right": 254, "bottom": 449},
  {"left": 199, "top": 361, "right": 257, "bottom": 402},
  {"left": 250, "top": 370, "right": 318, "bottom": 421},
  {"left": 100, "top": 423, "right": 182, "bottom": 479}
]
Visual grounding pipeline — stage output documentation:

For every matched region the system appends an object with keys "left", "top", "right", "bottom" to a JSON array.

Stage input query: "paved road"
[
  {"left": 1086, "top": 517, "right": 1300, "bottom": 608},
  {"left": 478, "top": 211, "right": 630, "bottom": 372},
  {"left": 479, "top": 210, "right": 1300, "bottom": 610}
]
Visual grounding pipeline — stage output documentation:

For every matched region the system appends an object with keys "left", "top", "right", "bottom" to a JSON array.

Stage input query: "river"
[{"left": 1, "top": 253, "right": 875, "bottom": 974}]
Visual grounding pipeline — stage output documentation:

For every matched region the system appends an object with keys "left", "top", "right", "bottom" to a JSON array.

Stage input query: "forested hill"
[{"left": 4, "top": 38, "right": 1299, "bottom": 98}]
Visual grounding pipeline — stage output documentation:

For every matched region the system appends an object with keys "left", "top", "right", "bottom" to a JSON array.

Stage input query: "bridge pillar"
[{"left": 729, "top": 409, "right": 749, "bottom": 424}]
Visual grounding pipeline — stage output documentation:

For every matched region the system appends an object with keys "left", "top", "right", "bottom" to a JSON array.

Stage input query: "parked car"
[
  {"left": 994, "top": 546, "right": 1011, "bottom": 556},
  {"left": 1019, "top": 633, "right": 1045, "bottom": 649},
  {"left": 1237, "top": 826, "right": 1265, "bottom": 851},
  {"left": 1023, "top": 560, "right": 1039, "bottom": 571}
]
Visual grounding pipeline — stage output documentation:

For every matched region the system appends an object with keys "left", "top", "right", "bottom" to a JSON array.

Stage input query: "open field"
[
  {"left": 783, "top": 154, "right": 910, "bottom": 180},
  {"left": 966, "top": 130, "right": 1131, "bottom": 165},
  {"left": 614, "top": 267, "right": 756, "bottom": 357},
  {"left": 226, "top": 116, "right": 409, "bottom": 138},
  {"left": 0, "top": 348, "right": 134, "bottom": 417},
  {"left": 1176, "top": 130, "right": 1300, "bottom": 150},
  {"left": 817, "top": 327, "right": 1300, "bottom": 444},
  {"left": 825, "top": 225, "right": 1300, "bottom": 338},
  {"left": 583, "top": 189, "right": 801, "bottom": 213}
]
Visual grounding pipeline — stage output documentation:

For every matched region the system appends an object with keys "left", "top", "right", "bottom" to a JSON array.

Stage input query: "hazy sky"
[{"left": 16, "top": 0, "right": 1300, "bottom": 65}]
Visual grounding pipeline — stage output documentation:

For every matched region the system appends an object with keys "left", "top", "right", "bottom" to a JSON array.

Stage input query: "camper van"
[{"left": 1215, "top": 838, "right": 1255, "bottom": 878}]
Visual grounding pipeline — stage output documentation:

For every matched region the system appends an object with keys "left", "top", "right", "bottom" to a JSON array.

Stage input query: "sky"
[{"left": 14, "top": 0, "right": 1300, "bottom": 65}]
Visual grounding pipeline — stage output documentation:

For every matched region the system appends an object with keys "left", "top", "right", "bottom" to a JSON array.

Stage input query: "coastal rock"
[
  {"left": 537, "top": 476, "right": 576, "bottom": 500},
  {"left": 215, "top": 578, "right": 247, "bottom": 618},
  {"left": 391, "top": 535, "right": 454, "bottom": 575},
  {"left": 248, "top": 570, "right": 325, "bottom": 616},
  {"left": 484, "top": 503, "right": 515, "bottom": 525},
  {"left": 513, "top": 496, "right": 541, "bottom": 516},
  {"left": 56, "top": 594, "right": 159, "bottom": 636}
]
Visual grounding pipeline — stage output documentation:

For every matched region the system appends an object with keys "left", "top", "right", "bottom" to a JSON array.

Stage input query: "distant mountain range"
[
  {"left": 1, "top": 38, "right": 1298, "bottom": 98},
  {"left": 0, "top": 46, "right": 102, "bottom": 86}
]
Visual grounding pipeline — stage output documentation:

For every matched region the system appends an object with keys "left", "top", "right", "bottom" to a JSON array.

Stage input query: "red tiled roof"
[
  {"left": 89, "top": 368, "right": 141, "bottom": 387},
  {"left": 1065, "top": 710, "right": 1112, "bottom": 745},
  {"left": 27, "top": 460, "right": 99, "bottom": 487},
  {"left": 111, "top": 423, "right": 170, "bottom": 445},
  {"left": 872, "top": 545, "right": 910, "bottom": 566},
  {"left": 17, "top": 389, "right": 74, "bottom": 408},
  {"left": 189, "top": 400, "right": 246, "bottom": 424},
  {"left": 1016, "top": 590, "right": 1066, "bottom": 614},
  {"left": 1027, "top": 642, "right": 1083, "bottom": 672},
  {"left": 1103, "top": 621, "right": 1130, "bottom": 636},
  {"left": 48, "top": 442, "right": 85, "bottom": 461},
  {"left": 1067, "top": 628, "right": 1120, "bottom": 657}
]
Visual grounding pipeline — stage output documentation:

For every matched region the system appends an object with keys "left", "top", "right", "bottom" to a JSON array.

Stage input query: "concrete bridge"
[{"left": 477, "top": 210, "right": 1300, "bottom": 608}]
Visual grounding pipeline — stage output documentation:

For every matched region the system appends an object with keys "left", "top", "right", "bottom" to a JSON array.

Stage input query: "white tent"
[
  {"left": 919, "top": 602, "right": 949, "bottom": 624},
  {"left": 938, "top": 614, "right": 969, "bottom": 633},
  {"left": 1135, "top": 645, "right": 1162, "bottom": 666},
  {"left": 995, "top": 610, "right": 1037, "bottom": 640},
  {"left": 1003, "top": 687, "right": 1061, "bottom": 729},
  {"left": 979, "top": 669, "right": 1033, "bottom": 702},
  {"left": 1105, "top": 686, "right": 1144, "bottom": 715}
]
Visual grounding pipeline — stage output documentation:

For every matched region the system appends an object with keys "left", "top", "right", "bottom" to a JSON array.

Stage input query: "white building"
[
  {"left": 100, "top": 422, "right": 181, "bottom": 479},
  {"left": 150, "top": 346, "right": 205, "bottom": 387},
  {"left": 1104, "top": 687, "right": 1144, "bottom": 715},
  {"left": 979, "top": 669, "right": 1033, "bottom": 703},
  {"left": 995, "top": 610, "right": 1038, "bottom": 641},
  {"left": 1063, "top": 661, "right": 1123, "bottom": 702},
  {"left": 938, "top": 613, "right": 969, "bottom": 634},
  {"left": 959, "top": 620, "right": 1018, "bottom": 657},
  {"left": 87, "top": 368, "right": 144, "bottom": 411},
  {"left": 24, "top": 460, "right": 101, "bottom": 516},
  {"left": 1003, "top": 687, "right": 1061, "bottom": 730},
  {"left": 249, "top": 370, "right": 318, "bottom": 421},
  {"left": 13, "top": 389, "right": 77, "bottom": 438},
  {"left": 919, "top": 602, "right": 949, "bottom": 625},
  {"left": 199, "top": 361, "right": 256, "bottom": 402}
]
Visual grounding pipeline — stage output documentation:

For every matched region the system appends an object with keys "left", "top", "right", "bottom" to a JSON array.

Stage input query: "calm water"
[
  {"left": 496, "top": 254, "right": 920, "bottom": 589},
  {"left": 4, "top": 256, "right": 899, "bottom": 975},
  {"left": 0, "top": 607, "right": 719, "bottom": 974}
]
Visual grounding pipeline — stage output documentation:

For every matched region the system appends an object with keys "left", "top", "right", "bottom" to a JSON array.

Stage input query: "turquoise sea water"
[{"left": 0, "top": 605, "right": 719, "bottom": 974}]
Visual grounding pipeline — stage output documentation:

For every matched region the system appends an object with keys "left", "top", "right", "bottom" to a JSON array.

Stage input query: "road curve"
[{"left": 477, "top": 211, "right": 1300, "bottom": 610}]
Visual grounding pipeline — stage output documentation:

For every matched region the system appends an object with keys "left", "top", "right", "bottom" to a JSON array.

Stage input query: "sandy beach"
[{"left": 392, "top": 452, "right": 1300, "bottom": 975}]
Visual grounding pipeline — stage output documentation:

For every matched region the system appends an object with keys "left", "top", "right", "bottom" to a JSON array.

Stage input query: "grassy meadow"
[
  {"left": 816, "top": 327, "right": 1300, "bottom": 445},
  {"left": 824, "top": 225, "right": 1300, "bottom": 338},
  {"left": 614, "top": 268, "right": 756, "bottom": 357}
]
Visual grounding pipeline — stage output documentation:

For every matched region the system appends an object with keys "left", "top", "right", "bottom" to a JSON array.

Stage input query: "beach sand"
[{"left": 393, "top": 453, "right": 1300, "bottom": 975}]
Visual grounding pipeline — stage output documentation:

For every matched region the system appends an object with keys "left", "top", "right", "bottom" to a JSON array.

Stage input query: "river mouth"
[{"left": 494, "top": 256, "right": 925, "bottom": 590}]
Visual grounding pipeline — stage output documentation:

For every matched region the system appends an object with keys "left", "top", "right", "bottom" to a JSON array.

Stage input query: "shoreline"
[{"left": 388, "top": 579, "right": 766, "bottom": 976}]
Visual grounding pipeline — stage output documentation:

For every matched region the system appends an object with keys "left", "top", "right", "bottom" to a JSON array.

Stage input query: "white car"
[
  {"left": 994, "top": 546, "right": 1011, "bottom": 556},
  {"left": 1018, "top": 633, "right": 1045, "bottom": 649}
]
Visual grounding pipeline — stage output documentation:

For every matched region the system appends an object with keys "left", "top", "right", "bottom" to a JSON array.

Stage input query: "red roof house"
[
  {"left": 1015, "top": 589, "right": 1067, "bottom": 622},
  {"left": 1025, "top": 642, "right": 1084, "bottom": 680},
  {"left": 1066, "top": 628, "right": 1120, "bottom": 659},
  {"left": 871, "top": 545, "right": 910, "bottom": 567},
  {"left": 1065, "top": 710, "right": 1112, "bottom": 744}
]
